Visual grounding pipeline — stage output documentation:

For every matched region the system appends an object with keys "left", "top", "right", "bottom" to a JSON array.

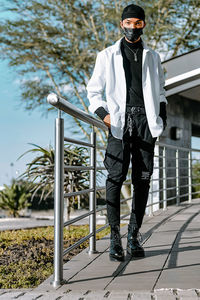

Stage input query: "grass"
[{"left": 0, "top": 225, "right": 110, "bottom": 289}]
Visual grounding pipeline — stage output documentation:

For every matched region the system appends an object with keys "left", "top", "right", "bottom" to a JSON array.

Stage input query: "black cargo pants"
[{"left": 103, "top": 107, "right": 157, "bottom": 229}]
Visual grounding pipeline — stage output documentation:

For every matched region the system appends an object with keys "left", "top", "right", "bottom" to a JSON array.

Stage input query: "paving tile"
[
  {"left": 130, "top": 291, "right": 153, "bottom": 299},
  {"left": 14, "top": 293, "right": 44, "bottom": 300},
  {"left": 154, "top": 289, "right": 176, "bottom": 300},
  {"left": 0, "top": 291, "right": 30, "bottom": 299},
  {"left": 195, "top": 289, "right": 200, "bottom": 296},
  {"left": 107, "top": 295, "right": 130, "bottom": 300},
  {"left": 83, "top": 290, "right": 109, "bottom": 299},
  {"left": 143, "top": 232, "right": 178, "bottom": 249},
  {"left": 156, "top": 266, "right": 200, "bottom": 289},
  {"left": 107, "top": 290, "right": 133, "bottom": 299},
  {"left": 154, "top": 296, "right": 176, "bottom": 300},
  {"left": 176, "top": 289, "right": 198, "bottom": 298},
  {"left": 61, "top": 290, "right": 90, "bottom": 300},
  {"left": 154, "top": 288, "right": 175, "bottom": 294},
  {"left": 156, "top": 245, "right": 200, "bottom": 289},
  {"left": 62, "top": 297, "right": 83, "bottom": 300},
  {"left": 37, "top": 294, "right": 65, "bottom": 300}
]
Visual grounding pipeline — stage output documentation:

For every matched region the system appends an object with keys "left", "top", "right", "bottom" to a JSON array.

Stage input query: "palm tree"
[{"left": 18, "top": 143, "right": 90, "bottom": 219}]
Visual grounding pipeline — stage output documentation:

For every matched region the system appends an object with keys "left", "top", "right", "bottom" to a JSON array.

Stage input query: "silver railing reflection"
[{"left": 47, "top": 93, "right": 200, "bottom": 287}]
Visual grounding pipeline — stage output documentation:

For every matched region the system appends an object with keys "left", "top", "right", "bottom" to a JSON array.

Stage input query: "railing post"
[
  {"left": 163, "top": 147, "right": 167, "bottom": 210},
  {"left": 176, "top": 149, "right": 180, "bottom": 206},
  {"left": 52, "top": 110, "right": 64, "bottom": 287},
  {"left": 89, "top": 126, "right": 97, "bottom": 254},
  {"left": 154, "top": 142, "right": 160, "bottom": 211},
  {"left": 149, "top": 179, "right": 153, "bottom": 216},
  {"left": 188, "top": 150, "right": 192, "bottom": 203}
]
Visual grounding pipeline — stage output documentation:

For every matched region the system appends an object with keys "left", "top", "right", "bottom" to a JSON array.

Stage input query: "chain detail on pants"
[{"left": 122, "top": 106, "right": 147, "bottom": 150}]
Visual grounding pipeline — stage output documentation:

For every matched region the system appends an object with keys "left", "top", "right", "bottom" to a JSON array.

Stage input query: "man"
[{"left": 87, "top": 4, "right": 167, "bottom": 261}]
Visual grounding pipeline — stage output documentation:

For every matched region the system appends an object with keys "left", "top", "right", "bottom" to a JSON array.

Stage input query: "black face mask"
[{"left": 122, "top": 27, "right": 143, "bottom": 42}]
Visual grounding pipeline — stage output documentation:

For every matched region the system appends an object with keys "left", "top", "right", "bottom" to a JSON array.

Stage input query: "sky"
[
  {"left": 0, "top": 3, "right": 56, "bottom": 187},
  {"left": 0, "top": 60, "right": 56, "bottom": 186},
  {"left": 0, "top": 5, "right": 200, "bottom": 187}
]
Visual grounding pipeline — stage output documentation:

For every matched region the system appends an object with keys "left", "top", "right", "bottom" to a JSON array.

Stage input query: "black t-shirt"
[{"left": 121, "top": 37, "right": 144, "bottom": 108}]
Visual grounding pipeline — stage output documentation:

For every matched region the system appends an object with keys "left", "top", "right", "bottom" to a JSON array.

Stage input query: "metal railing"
[{"left": 47, "top": 93, "right": 200, "bottom": 287}]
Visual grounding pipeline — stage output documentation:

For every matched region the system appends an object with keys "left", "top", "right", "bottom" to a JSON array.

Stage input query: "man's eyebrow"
[{"left": 125, "top": 19, "right": 142, "bottom": 22}]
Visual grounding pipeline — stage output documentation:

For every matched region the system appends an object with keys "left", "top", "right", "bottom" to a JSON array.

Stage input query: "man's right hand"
[{"left": 103, "top": 114, "right": 111, "bottom": 128}]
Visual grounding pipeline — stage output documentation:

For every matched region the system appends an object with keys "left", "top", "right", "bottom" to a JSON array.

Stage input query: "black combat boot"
[
  {"left": 127, "top": 225, "right": 145, "bottom": 258},
  {"left": 109, "top": 225, "right": 124, "bottom": 261}
]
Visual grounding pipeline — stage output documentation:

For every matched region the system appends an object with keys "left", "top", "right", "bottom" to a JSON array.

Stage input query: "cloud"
[
  {"left": 14, "top": 76, "right": 40, "bottom": 85},
  {"left": 60, "top": 84, "right": 73, "bottom": 93},
  {"left": 60, "top": 84, "right": 86, "bottom": 94}
]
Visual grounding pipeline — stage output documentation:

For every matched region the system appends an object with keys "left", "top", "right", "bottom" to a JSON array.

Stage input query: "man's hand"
[
  {"left": 103, "top": 114, "right": 111, "bottom": 128},
  {"left": 159, "top": 102, "right": 167, "bottom": 130},
  {"left": 161, "top": 116, "right": 167, "bottom": 130}
]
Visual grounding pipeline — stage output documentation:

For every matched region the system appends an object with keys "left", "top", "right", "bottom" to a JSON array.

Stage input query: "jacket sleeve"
[
  {"left": 157, "top": 54, "right": 168, "bottom": 104},
  {"left": 86, "top": 51, "right": 109, "bottom": 114},
  {"left": 95, "top": 106, "right": 109, "bottom": 120}
]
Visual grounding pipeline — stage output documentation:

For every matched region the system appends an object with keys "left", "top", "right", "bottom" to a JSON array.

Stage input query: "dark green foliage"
[
  {"left": 0, "top": 180, "right": 31, "bottom": 217},
  {"left": 192, "top": 161, "right": 200, "bottom": 198},
  {"left": 18, "top": 143, "right": 90, "bottom": 208},
  {"left": 0, "top": 225, "right": 110, "bottom": 288}
]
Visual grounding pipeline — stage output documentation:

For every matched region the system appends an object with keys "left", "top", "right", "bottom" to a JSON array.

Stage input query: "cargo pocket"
[{"left": 103, "top": 133, "right": 124, "bottom": 174}]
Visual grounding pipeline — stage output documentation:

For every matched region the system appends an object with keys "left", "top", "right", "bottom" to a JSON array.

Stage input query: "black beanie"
[{"left": 121, "top": 4, "right": 145, "bottom": 21}]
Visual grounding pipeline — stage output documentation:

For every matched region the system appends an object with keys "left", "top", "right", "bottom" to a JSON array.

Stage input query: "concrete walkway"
[{"left": 1, "top": 199, "right": 200, "bottom": 299}]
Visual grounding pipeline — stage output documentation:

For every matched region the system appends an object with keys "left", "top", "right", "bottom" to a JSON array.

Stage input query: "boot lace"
[
  {"left": 137, "top": 231, "right": 143, "bottom": 244},
  {"left": 113, "top": 232, "right": 121, "bottom": 244}
]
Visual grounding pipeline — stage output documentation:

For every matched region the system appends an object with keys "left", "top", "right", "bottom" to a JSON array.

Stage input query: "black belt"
[{"left": 125, "top": 106, "right": 146, "bottom": 114}]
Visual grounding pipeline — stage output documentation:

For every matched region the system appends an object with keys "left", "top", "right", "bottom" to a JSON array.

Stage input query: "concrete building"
[{"left": 157, "top": 48, "right": 200, "bottom": 205}]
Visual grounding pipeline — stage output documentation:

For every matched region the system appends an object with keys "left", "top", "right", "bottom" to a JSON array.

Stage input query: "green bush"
[
  {"left": 0, "top": 225, "right": 110, "bottom": 288},
  {"left": 0, "top": 181, "right": 31, "bottom": 217},
  {"left": 192, "top": 162, "right": 200, "bottom": 198}
]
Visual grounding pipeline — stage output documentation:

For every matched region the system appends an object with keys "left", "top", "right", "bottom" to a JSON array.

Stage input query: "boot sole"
[
  {"left": 109, "top": 254, "right": 125, "bottom": 262},
  {"left": 127, "top": 246, "right": 145, "bottom": 258}
]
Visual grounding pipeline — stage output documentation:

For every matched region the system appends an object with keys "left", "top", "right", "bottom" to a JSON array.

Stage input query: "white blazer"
[{"left": 86, "top": 38, "right": 168, "bottom": 139}]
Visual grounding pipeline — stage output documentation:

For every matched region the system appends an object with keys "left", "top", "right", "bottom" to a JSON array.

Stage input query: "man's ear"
[
  {"left": 143, "top": 21, "right": 146, "bottom": 28},
  {"left": 120, "top": 20, "right": 123, "bottom": 29}
]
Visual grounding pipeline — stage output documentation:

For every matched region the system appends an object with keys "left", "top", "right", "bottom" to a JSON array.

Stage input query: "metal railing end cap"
[{"left": 47, "top": 93, "right": 59, "bottom": 105}]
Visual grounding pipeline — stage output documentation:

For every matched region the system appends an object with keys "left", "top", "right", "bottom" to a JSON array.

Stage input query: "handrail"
[
  {"left": 158, "top": 141, "right": 200, "bottom": 152},
  {"left": 47, "top": 93, "right": 107, "bottom": 130},
  {"left": 47, "top": 92, "right": 200, "bottom": 288}
]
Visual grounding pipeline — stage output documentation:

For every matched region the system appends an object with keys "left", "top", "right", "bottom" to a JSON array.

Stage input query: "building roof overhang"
[{"left": 162, "top": 48, "right": 200, "bottom": 102}]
